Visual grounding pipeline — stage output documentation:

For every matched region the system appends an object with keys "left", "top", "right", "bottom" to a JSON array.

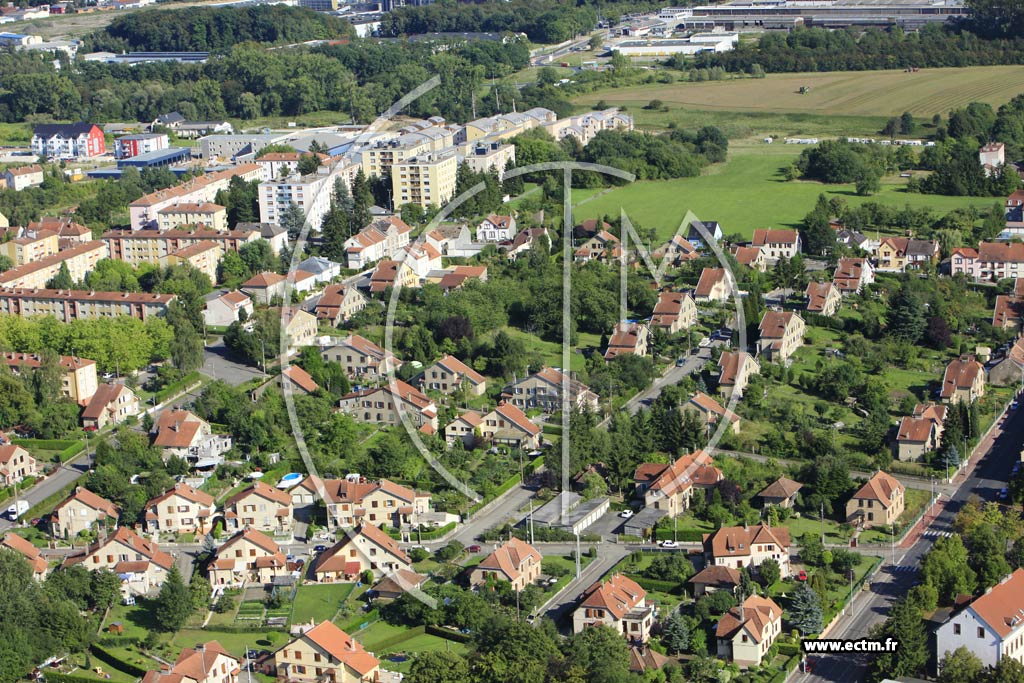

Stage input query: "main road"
[{"left": 792, "top": 401, "right": 1020, "bottom": 683}]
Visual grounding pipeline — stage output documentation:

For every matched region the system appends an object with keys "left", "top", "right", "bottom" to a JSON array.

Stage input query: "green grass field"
[
  {"left": 290, "top": 582, "right": 355, "bottom": 625},
  {"left": 570, "top": 145, "right": 998, "bottom": 240}
]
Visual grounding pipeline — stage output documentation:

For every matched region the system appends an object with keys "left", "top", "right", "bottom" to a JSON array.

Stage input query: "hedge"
[
  {"left": 195, "top": 623, "right": 287, "bottom": 633},
  {"left": 777, "top": 641, "right": 800, "bottom": 657},
  {"left": 768, "top": 654, "right": 801, "bottom": 683},
  {"left": 653, "top": 528, "right": 705, "bottom": 542},
  {"left": 12, "top": 438, "right": 78, "bottom": 450},
  {"left": 624, "top": 574, "right": 683, "bottom": 595},
  {"left": 390, "top": 521, "right": 457, "bottom": 541},
  {"left": 95, "top": 636, "right": 143, "bottom": 648},
  {"left": 426, "top": 624, "right": 472, "bottom": 643},
  {"left": 89, "top": 644, "right": 148, "bottom": 678},
  {"left": 45, "top": 672, "right": 109, "bottom": 683},
  {"left": 154, "top": 371, "right": 202, "bottom": 404},
  {"left": 59, "top": 442, "right": 86, "bottom": 462}
]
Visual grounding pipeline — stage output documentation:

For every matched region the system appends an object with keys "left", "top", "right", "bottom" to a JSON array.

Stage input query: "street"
[
  {"left": 793, "top": 402, "right": 1020, "bottom": 683},
  {"left": 623, "top": 347, "right": 711, "bottom": 416},
  {"left": 0, "top": 451, "right": 95, "bottom": 533}
]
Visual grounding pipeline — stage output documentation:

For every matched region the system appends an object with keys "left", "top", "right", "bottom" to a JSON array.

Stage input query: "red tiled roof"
[
  {"left": 296, "top": 621, "right": 378, "bottom": 676},
  {"left": 649, "top": 450, "right": 722, "bottom": 496},
  {"left": 54, "top": 486, "right": 118, "bottom": 518},
  {"left": 703, "top": 523, "right": 790, "bottom": 559},
  {"left": 695, "top": 267, "right": 726, "bottom": 297},
  {"left": 940, "top": 355, "right": 983, "bottom": 399},
  {"left": 897, "top": 416, "right": 933, "bottom": 443},
  {"left": 281, "top": 365, "right": 319, "bottom": 393},
  {"left": 579, "top": 573, "right": 646, "bottom": 619},
  {"left": 757, "top": 477, "right": 802, "bottom": 500},
  {"left": 477, "top": 537, "right": 541, "bottom": 583},
  {"left": 715, "top": 594, "right": 782, "bottom": 642},
  {"left": 850, "top": 471, "right": 903, "bottom": 508},
  {"left": 964, "top": 568, "right": 1024, "bottom": 638},
  {"left": 226, "top": 481, "right": 292, "bottom": 508},
  {"left": 752, "top": 229, "right": 798, "bottom": 247},
  {"left": 434, "top": 354, "right": 485, "bottom": 386}
]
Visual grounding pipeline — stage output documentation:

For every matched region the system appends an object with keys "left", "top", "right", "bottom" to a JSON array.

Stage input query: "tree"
[
  {"left": 938, "top": 646, "right": 983, "bottom": 683},
  {"left": 407, "top": 651, "right": 471, "bottom": 683},
  {"left": 759, "top": 558, "right": 781, "bottom": 587},
  {"left": 870, "top": 597, "right": 928, "bottom": 679},
  {"left": 882, "top": 117, "right": 900, "bottom": 140},
  {"left": 154, "top": 565, "right": 192, "bottom": 631},
  {"left": 887, "top": 285, "right": 927, "bottom": 343},
  {"left": 661, "top": 612, "right": 690, "bottom": 654},
  {"left": 855, "top": 167, "right": 881, "bottom": 196},
  {"left": 789, "top": 582, "right": 823, "bottom": 634},
  {"left": 170, "top": 316, "right": 203, "bottom": 374},
  {"left": 900, "top": 111, "right": 915, "bottom": 135},
  {"left": 297, "top": 153, "right": 321, "bottom": 175},
  {"left": 279, "top": 202, "right": 307, "bottom": 240},
  {"left": 921, "top": 535, "right": 977, "bottom": 604},
  {"left": 47, "top": 261, "right": 74, "bottom": 289}
]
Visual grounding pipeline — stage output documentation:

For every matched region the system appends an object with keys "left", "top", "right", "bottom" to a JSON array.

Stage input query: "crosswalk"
[
  {"left": 890, "top": 564, "right": 918, "bottom": 573},
  {"left": 922, "top": 530, "right": 954, "bottom": 538}
]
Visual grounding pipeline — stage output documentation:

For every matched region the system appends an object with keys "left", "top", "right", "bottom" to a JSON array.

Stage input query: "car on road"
[
  {"left": 6, "top": 500, "right": 28, "bottom": 519},
  {"left": 1013, "top": 400, "right": 1019, "bottom": 411},
  {"left": 467, "top": 544, "right": 481, "bottom": 553},
  {"left": 659, "top": 540, "right": 678, "bottom": 548},
  {"left": 618, "top": 509, "right": 634, "bottom": 518},
  {"left": 313, "top": 545, "right": 328, "bottom": 553},
  {"left": 102, "top": 372, "right": 115, "bottom": 380},
  {"left": 675, "top": 357, "right": 686, "bottom": 367},
  {"left": 999, "top": 487, "right": 1010, "bottom": 501}
]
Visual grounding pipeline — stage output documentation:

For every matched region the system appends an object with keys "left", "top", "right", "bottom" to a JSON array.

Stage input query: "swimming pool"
[{"left": 276, "top": 472, "right": 302, "bottom": 489}]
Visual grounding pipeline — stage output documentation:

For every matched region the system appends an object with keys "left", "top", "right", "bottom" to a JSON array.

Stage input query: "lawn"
[
  {"left": 570, "top": 146, "right": 997, "bottom": 240},
  {"left": 290, "top": 582, "right": 355, "bottom": 625},
  {"left": 496, "top": 327, "right": 598, "bottom": 371},
  {"left": 859, "top": 487, "right": 933, "bottom": 544},
  {"left": 167, "top": 628, "right": 286, "bottom": 660},
  {"left": 375, "top": 634, "right": 470, "bottom": 673}
]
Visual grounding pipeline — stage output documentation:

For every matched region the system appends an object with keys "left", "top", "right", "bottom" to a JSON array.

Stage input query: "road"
[
  {"left": 793, "top": 401, "right": 1020, "bottom": 683},
  {"left": 623, "top": 347, "right": 711, "bottom": 416},
  {"left": 0, "top": 450, "right": 95, "bottom": 533},
  {"left": 202, "top": 338, "right": 267, "bottom": 386}
]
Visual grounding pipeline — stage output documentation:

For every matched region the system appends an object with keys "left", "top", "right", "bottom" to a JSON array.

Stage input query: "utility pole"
[
  {"left": 820, "top": 501, "right": 825, "bottom": 545},
  {"left": 890, "top": 525, "right": 895, "bottom": 565},
  {"left": 575, "top": 532, "right": 581, "bottom": 579}
]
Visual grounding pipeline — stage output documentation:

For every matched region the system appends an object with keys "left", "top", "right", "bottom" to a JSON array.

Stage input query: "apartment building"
[
  {"left": 702, "top": 523, "right": 791, "bottom": 577},
  {"left": 751, "top": 229, "right": 801, "bottom": 260},
  {"left": 114, "top": 133, "right": 169, "bottom": 159},
  {"left": 289, "top": 475, "right": 431, "bottom": 530},
  {"left": 165, "top": 241, "right": 223, "bottom": 284},
  {"left": 28, "top": 216, "right": 92, "bottom": 244},
  {"left": 81, "top": 382, "right": 140, "bottom": 430},
  {"left": 805, "top": 281, "right": 842, "bottom": 317},
  {"left": 157, "top": 202, "right": 228, "bottom": 232},
  {"left": 51, "top": 487, "right": 119, "bottom": 539},
  {"left": 459, "top": 108, "right": 555, "bottom": 143},
  {"left": 343, "top": 216, "right": 414, "bottom": 270},
  {"left": 716, "top": 595, "right": 783, "bottom": 667},
  {"left": 717, "top": 351, "right": 760, "bottom": 400},
  {"left": 257, "top": 170, "right": 334, "bottom": 230},
  {"left": 62, "top": 527, "right": 174, "bottom": 596},
  {"left": 846, "top": 470, "right": 905, "bottom": 529},
  {"left": 313, "top": 524, "right": 411, "bottom": 581},
  {"left": 254, "top": 151, "right": 329, "bottom": 179},
  {"left": 143, "top": 482, "right": 217, "bottom": 535},
  {"left": 640, "top": 450, "right": 723, "bottom": 517},
  {"left": 361, "top": 127, "right": 454, "bottom": 178},
  {"left": 936, "top": 568, "right": 1024, "bottom": 669},
  {"left": 420, "top": 354, "right": 486, "bottom": 396},
  {"left": 2, "top": 352, "right": 98, "bottom": 404},
  {"left": 4, "top": 164, "right": 44, "bottom": 191},
  {"left": 103, "top": 228, "right": 259, "bottom": 269},
  {"left": 460, "top": 140, "right": 515, "bottom": 177},
  {"left": 32, "top": 122, "right": 105, "bottom": 159},
  {"left": 573, "top": 574, "right": 654, "bottom": 643},
  {"left": 314, "top": 283, "right": 367, "bottom": 326},
  {"left": 129, "top": 163, "right": 264, "bottom": 230},
  {"left": 0, "top": 229, "right": 59, "bottom": 265},
  {"left": 223, "top": 481, "right": 294, "bottom": 535},
  {"left": 319, "top": 334, "right": 402, "bottom": 381},
  {"left": 940, "top": 355, "right": 986, "bottom": 404},
  {"left": 207, "top": 528, "right": 287, "bottom": 587},
  {"left": 502, "top": 367, "right": 600, "bottom": 413},
  {"left": 338, "top": 379, "right": 439, "bottom": 433},
  {"left": 0, "top": 240, "right": 108, "bottom": 289},
  {"left": 757, "top": 311, "right": 805, "bottom": 362},
  {"left": 0, "top": 443, "right": 36, "bottom": 487},
  {"left": 604, "top": 321, "right": 650, "bottom": 359},
  {"left": 649, "top": 290, "right": 697, "bottom": 334},
  {"left": 273, "top": 621, "right": 379, "bottom": 683},
  {"left": 0, "top": 288, "right": 176, "bottom": 323},
  {"left": 469, "top": 538, "right": 542, "bottom": 592},
  {"left": 391, "top": 151, "right": 458, "bottom": 209}
]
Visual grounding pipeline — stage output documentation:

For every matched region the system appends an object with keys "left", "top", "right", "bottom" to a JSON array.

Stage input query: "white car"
[
  {"left": 618, "top": 509, "right": 634, "bottom": 518},
  {"left": 659, "top": 540, "right": 679, "bottom": 548},
  {"left": 698, "top": 337, "right": 711, "bottom": 348}
]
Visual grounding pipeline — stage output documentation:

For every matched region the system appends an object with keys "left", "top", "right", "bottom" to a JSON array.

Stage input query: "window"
[
  {"left": 979, "top": 627, "right": 985, "bottom": 638},
  {"left": 954, "top": 624, "right": 961, "bottom": 635}
]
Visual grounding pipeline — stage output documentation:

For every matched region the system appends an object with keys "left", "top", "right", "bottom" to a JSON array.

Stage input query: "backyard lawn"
[{"left": 290, "top": 582, "right": 355, "bottom": 625}]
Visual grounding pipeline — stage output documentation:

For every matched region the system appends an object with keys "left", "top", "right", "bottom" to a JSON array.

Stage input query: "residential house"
[
  {"left": 717, "top": 351, "right": 760, "bottom": 400},
  {"left": 757, "top": 311, "right": 805, "bottom": 362},
  {"left": 4, "top": 164, "right": 44, "bottom": 191},
  {"left": 279, "top": 365, "right": 320, "bottom": 396},
  {"left": 296, "top": 256, "right": 341, "bottom": 285},
  {"left": 313, "top": 524, "right": 411, "bottom": 581},
  {"left": 444, "top": 410, "right": 483, "bottom": 449},
  {"left": 505, "top": 227, "right": 549, "bottom": 261},
  {"left": 477, "top": 402, "right": 541, "bottom": 450},
  {"left": 338, "top": 380, "right": 439, "bottom": 433},
  {"left": 976, "top": 242, "right": 1024, "bottom": 282},
  {"left": 573, "top": 574, "right": 654, "bottom": 643},
  {"left": 319, "top": 334, "right": 401, "bottom": 381},
  {"left": 367, "top": 259, "right": 417, "bottom": 293},
  {"left": 649, "top": 290, "right": 697, "bottom": 334},
  {"left": 143, "top": 482, "right": 216, "bottom": 535},
  {"left": 715, "top": 595, "right": 784, "bottom": 667},
  {"left": 951, "top": 247, "right": 982, "bottom": 280},
  {"left": 640, "top": 450, "right": 723, "bottom": 517},
  {"left": 832, "top": 257, "right": 875, "bottom": 295},
  {"left": 81, "top": 382, "right": 140, "bottom": 429},
  {"left": 574, "top": 230, "right": 621, "bottom": 263},
  {"left": 940, "top": 355, "right": 986, "bottom": 404},
  {"left": 420, "top": 354, "right": 486, "bottom": 396},
  {"left": 686, "top": 220, "right": 723, "bottom": 250},
  {"left": 846, "top": 470, "right": 905, "bottom": 529},
  {"left": 936, "top": 568, "right": 1024, "bottom": 670},
  {"left": 273, "top": 621, "right": 379, "bottom": 683},
  {"left": 994, "top": 288, "right": 1024, "bottom": 329},
  {"left": 604, "top": 321, "right": 650, "bottom": 359},
  {"left": 731, "top": 245, "right": 767, "bottom": 272},
  {"left": 277, "top": 307, "right": 317, "bottom": 352},
  {"left": 469, "top": 537, "right": 542, "bottom": 592},
  {"left": 142, "top": 642, "right": 240, "bottom": 683},
  {"left": 702, "top": 523, "right": 791, "bottom": 577},
  {"left": 0, "top": 444, "right": 35, "bottom": 487},
  {"left": 51, "top": 487, "right": 119, "bottom": 539},
  {"left": 628, "top": 647, "right": 670, "bottom": 675},
  {"left": 437, "top": 265, "right": 488, "bottom": 291},
  {"left": 223, "top": 481, "right": 294, "bottom": 536},
  {"left": 343, "top": 216, "right": 414, "bottom": 270},
  {"left": 397, "top": 242, "right": 442, "bottom": 281},
  {"left": 207, "top": 528, "right": 287, "bottom": 587},
  {"left": 1, "top": 532, "right": 48, "bottom": 579},
  {"left": 980, "top": 142, "right": 1006, "bottom": 170},
  {"left": 895, "top": 413, "right": 940, "bottom": 462},
  {"left": 241, "top": 272, "right": 287, "bottom": 306},
  {"left": 756, "top": 477, "right": 802, "bottom": 509},
  {"left": 3, "top": 352, "right": 98, "bottom": 405},
  {"left": 653, "top": 234, "right": 699, "bottom": 267},
  {"left": 371, "top": 569, "right": 428, "bottom": 600},
  {"left": 315, "top": 284, "right": 367, "bottom": 326},
  {"left": 990, "top": 336, "right": 1024, "bottom": 387},
  {"left": 289, "top": 475, "right": 431, "bottom": 530},
  {"left": 805, "top": 281, "right": 841, "bottom": 317},
  {"left": 152, "top": 410, "right": 232, "bottom": 463},
  {"left": 573, "top": 219, "right": 612, "bottom": 239},
  {"left": 694, "top": 267, "right": 731, "bottom": 303},
  {"left": 751, "top": 229, "right": 801, "bottom": 260},
  {"left": 425, "top": 222, "right": 476, "bottom": 258},
  {"left": 877, "top": 237, "right": 940, "bottom": 272},
  {"left": 503, "top": 367, "right": 600, "bottom": 413},
  {"left": 203, "top": 290, "right": 253, "bottom": 328},
  {"left": 62, "top": 527, "right": 174, "bottom": 596},
  {"left": 32, "top": 122, "right": 105, "bottom": 158},
  {"left": 688, "top": 565, "right": 741, "bottom": 597},
  {"left": 476, "top": 214, "right": 516, "bottom": 242},
  {"left": 683, "top": 391, "right": 741, "bottom": 434}
]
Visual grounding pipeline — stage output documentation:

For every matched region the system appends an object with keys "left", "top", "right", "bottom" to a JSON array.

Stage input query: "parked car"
[
  {"left": 999, "top": 487, "right": 1010, "bottom": 501},
  {"left": 698, "top": 337, "right": 711, "bottom": 348},
  {"left": 659, "top": 540, "right": 678, "bottom": 548},
  {"left": 619, "top": 509, "right": 635, "bottom": 518},
  {"left": 467, "top": 545, "right": 482, "bottom": 553},
  {"left": 675, "top": 357, "right": 686, "bottom": 367},
  {"left": 797, "top": 570, "right": 808, "bottom": 581},
  {"left": 313, "top": 545, "right": 328, "bottom": 553}
]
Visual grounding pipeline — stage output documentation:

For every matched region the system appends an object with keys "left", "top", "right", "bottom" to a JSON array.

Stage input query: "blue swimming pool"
[{"left": 276, "top": 472, "right": 302, "bottom": 489}]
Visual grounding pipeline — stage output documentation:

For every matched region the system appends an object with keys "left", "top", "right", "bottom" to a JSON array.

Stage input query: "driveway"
[{"left": 202, "top": 338, "right": 267, "bottom": 386}]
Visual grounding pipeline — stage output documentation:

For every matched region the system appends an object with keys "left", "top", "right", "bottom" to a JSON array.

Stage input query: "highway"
[{"left": 792, "top": 401, "right": 1020, "bottom": 683}]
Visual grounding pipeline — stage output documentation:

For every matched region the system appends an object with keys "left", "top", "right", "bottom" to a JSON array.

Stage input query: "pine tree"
[
  {"left": 661, "top": 612, "right": 690, "bottom": 654},
  {"left": 789, "top": 582, "right": 823, "bottom": 635},
  {"left": 320, "top": 203, "right": 350, "bottom": 262},
  {"left": 502, "top": 160, "right": 524, "bottom": 196},
  {"left": 154, "top": 565, "right": 192, "bottom": 632},
  {"left": 871, "top": 597, "right": 928, "bottom": 679},
  {"left": 350, "top": 169, "right": 373, "bottom": 229},
  {"left": 887, "top": 285, "right": 926, "bottom": 342},
  {"left": 279, "top": 202, "right": 307, "bottom": 241},
  {"left": 47, "top": 261, "right": 74, "bottom": 289}
]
